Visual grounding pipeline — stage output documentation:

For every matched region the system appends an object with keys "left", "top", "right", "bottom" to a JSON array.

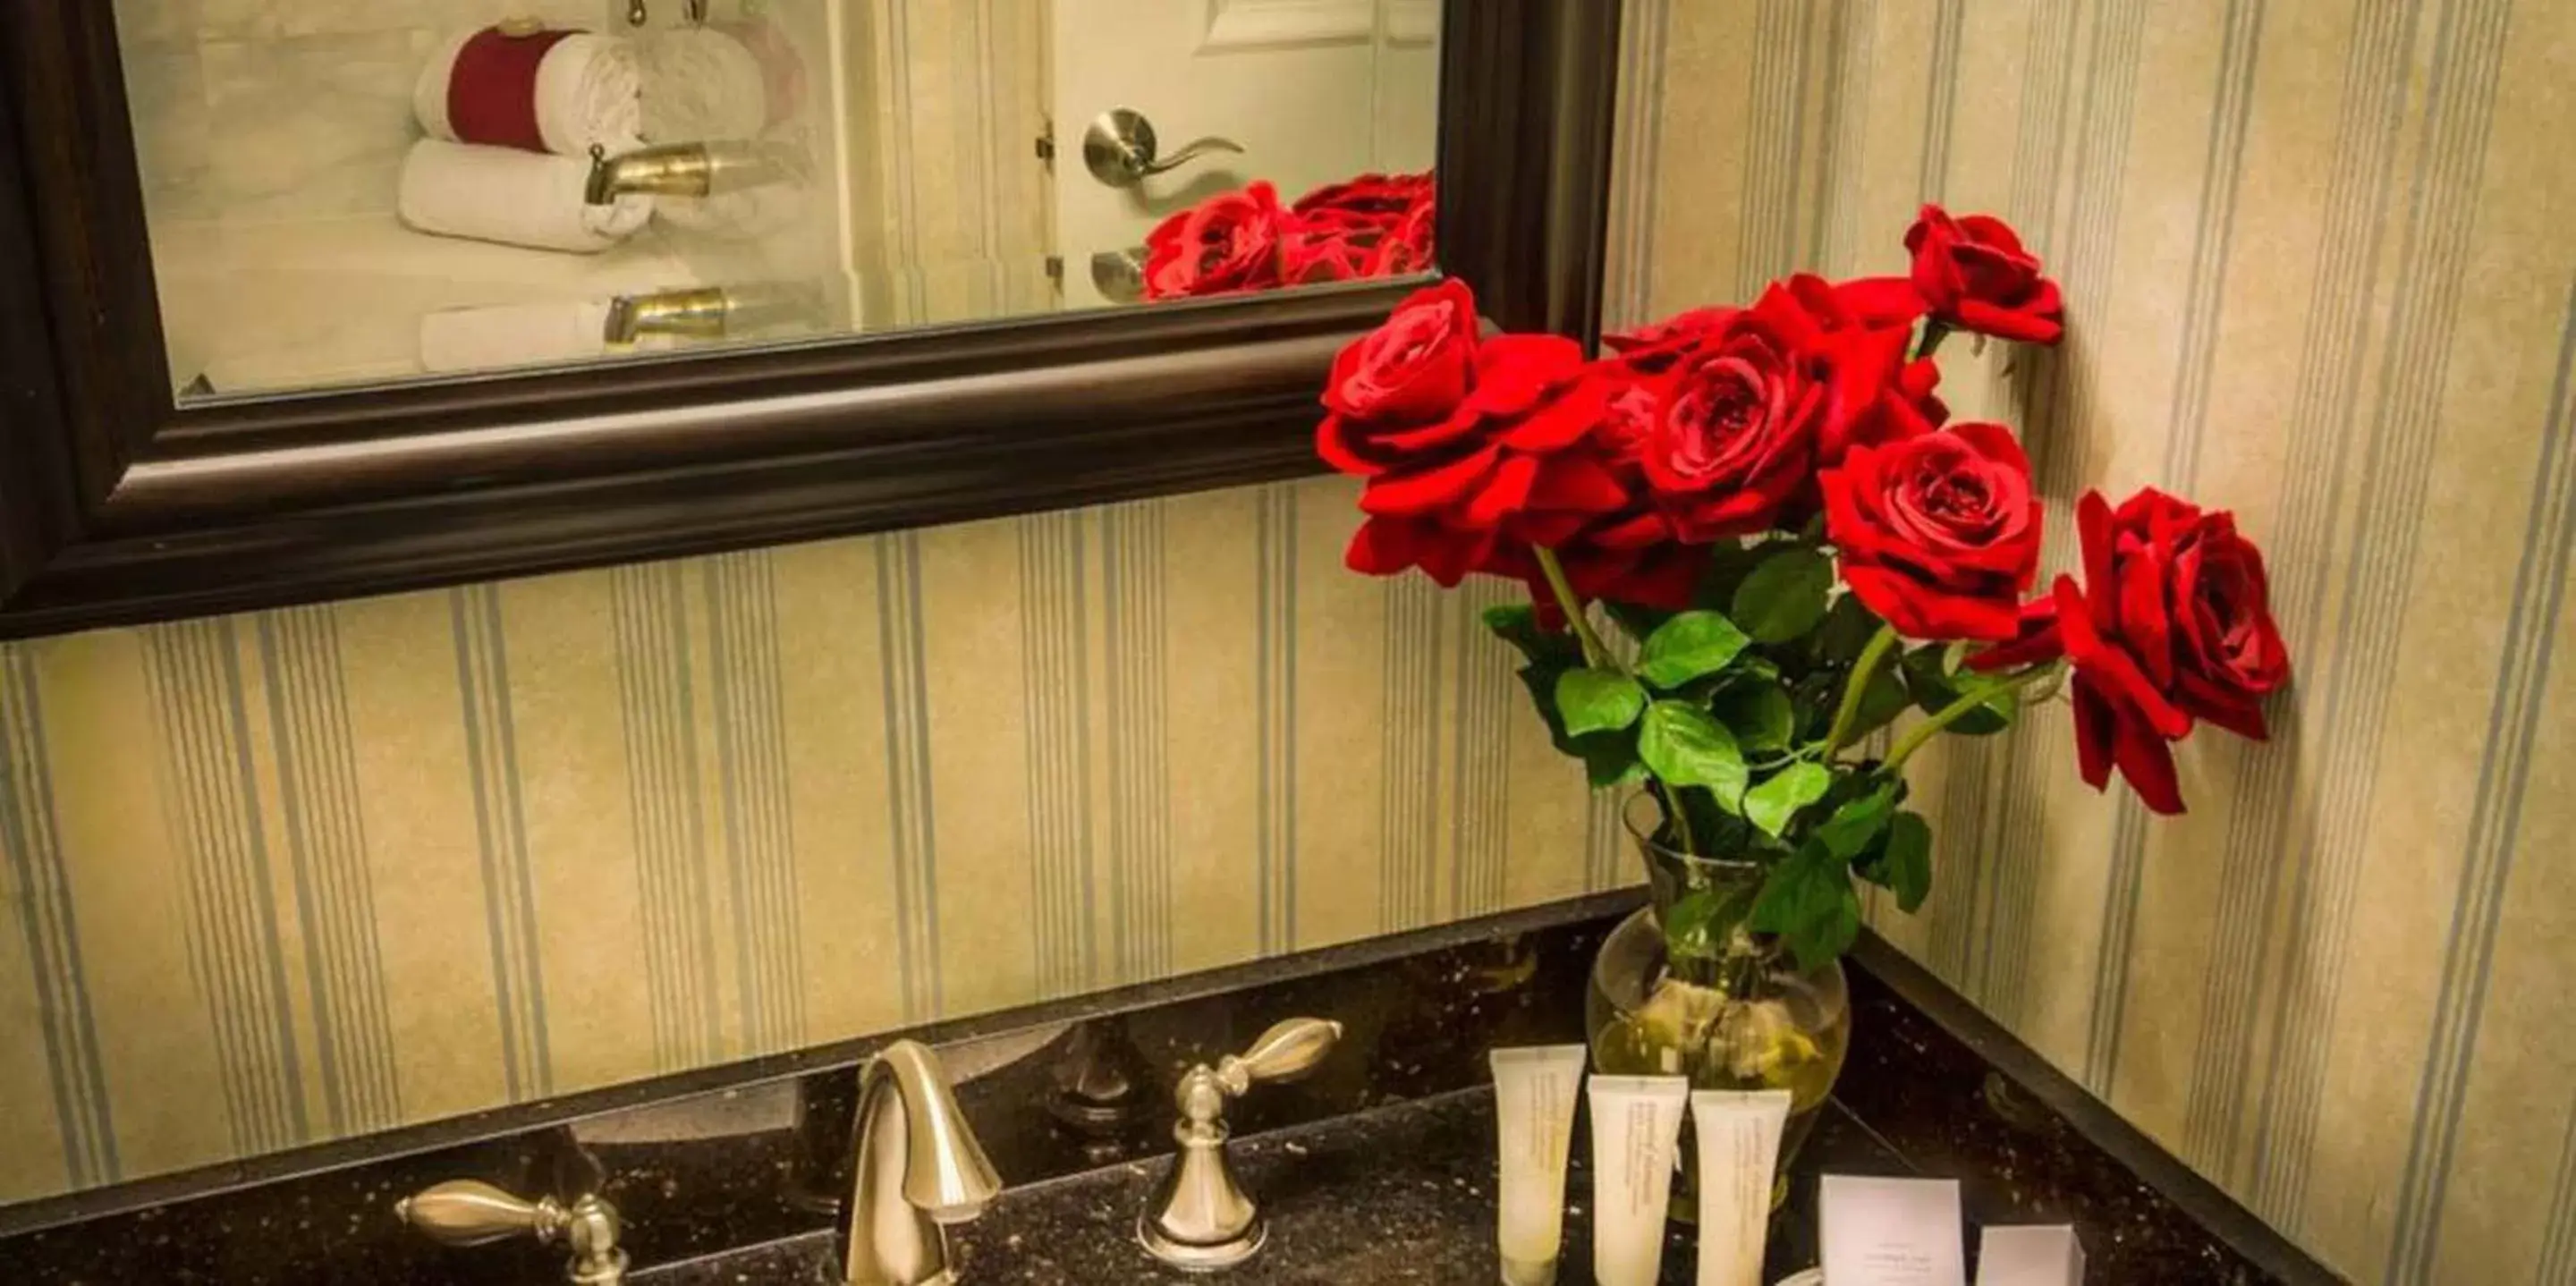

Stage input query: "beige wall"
[
  {"left": 1609, "top": 1, "right": 2575, "bottom": 1282},
  {"left": 0, "top": 480, "right": 1613, "bottom": 1204},
  {"left": 15, "top": 3, "right": 2576, "bottom": 1282}
]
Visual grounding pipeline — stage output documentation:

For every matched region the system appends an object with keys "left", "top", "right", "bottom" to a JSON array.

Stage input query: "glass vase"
[{"left": 1584, "top": 793, "right": 1851, "bottom": 1216}]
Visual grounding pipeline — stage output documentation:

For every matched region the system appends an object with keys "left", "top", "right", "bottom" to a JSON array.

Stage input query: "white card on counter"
[
  {"left": 1976, "top": 1225, "right": 2083, "bottom": 1286},
  {"left": 1818, "top": 1175, "right": 1968, "bottom": 1286}
]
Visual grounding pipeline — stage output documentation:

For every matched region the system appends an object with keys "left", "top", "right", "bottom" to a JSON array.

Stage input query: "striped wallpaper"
[
  {"left": 7, "top": 4, "right": 2574, "bottom": 1283},
  {"left": 0, "top": 478, "right": 1610, "bottom": 1206},
  {"left": 1606, "top": 0, "right": 2576, "bottom": 1281}
]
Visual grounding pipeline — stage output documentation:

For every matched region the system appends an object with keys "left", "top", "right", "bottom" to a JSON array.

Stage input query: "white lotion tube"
[
  {"left": 1588, "top": 1074, "right": 1690, "bottom": 1286},
  {"left": 1691, "top": 1088, "right": 1794, "bottom": 1286},
  {"left": 1490, "top": 1044, "right": 1588, "bottom": 1285}
]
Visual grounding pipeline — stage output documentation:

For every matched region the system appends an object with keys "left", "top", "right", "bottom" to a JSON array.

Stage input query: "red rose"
[
  {"left": 1294, "top": 172, "right": 1433, "bottom": 225},
  {"left": 1470, "top": 371, "right": 1700, "bottom": 610},
  {"left": 1369, "top": 195, "right": 1437, "bottom": 276},
  {"left": 1315, "top": 278, "right": 1477, "bottom": 431},
  {"left": 1778, "top": 273, "right": 1928, "bottom": 334},
  {"left": 1973, "top": 488, "right": 2289, "bottom": 813},
  {"left": 1342, "top": 383, "right": 1630, "bottom": 589},
  {"left": 1282, "top": 224, "right": 1373, "bottom": 284},
  {"left": 1767, "top": 275, "right": 1947, "bottom": 464},
  {"left": 1639, "top": 304, "right": 1820, "bottom": 540},
  {"left": 1143, "top": 181, "right": 1287, "bottom": 300},
  {"left": 1603, "top": 307, "right": 1738, "bottom": 375},
  {"left": 1326, "top": 287, "right": 1619, "bottom": 582},
  {"left": 1822, "top": 422, "right": 2041, "bottom": 640},
  {"left": 1904, "top": 205, "right": 2063, "bottom": 344},
  {"left": 1346, "top": 332, "right": 1594, "bottom": 517}
]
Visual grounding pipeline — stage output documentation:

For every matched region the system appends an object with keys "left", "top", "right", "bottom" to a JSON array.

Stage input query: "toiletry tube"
[
  {"left": 1691, "top": 1088, "right": 1794, "bottom": 1286},
  {"left": 1490, "top": 1045, "right": 1586, "bottom": 1286},
  {"left": 1588, "top": 1075, "right": 1690, "bottom": 1286},
  {"left": 398, "top": 140, "right": 652, "bottom": 254},
  {"left": 416, "top": 27, "right": 645, "bottom": 157}
]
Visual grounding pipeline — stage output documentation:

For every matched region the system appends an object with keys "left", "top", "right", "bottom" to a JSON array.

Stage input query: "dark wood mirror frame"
[{"left": 0, "top": 1, "right": 1623, "bottom": 639}]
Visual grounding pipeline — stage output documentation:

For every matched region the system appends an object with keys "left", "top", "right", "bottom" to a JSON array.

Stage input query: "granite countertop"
[
  {"left": 638, "top": 1085, "right": 1908, "bottom": 1285},
  {"left": 0, "top": 897, "right": 2333, "bottom": 1286}
]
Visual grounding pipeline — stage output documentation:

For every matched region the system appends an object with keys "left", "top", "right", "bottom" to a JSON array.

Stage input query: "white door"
[{"left": 1048, "top": 0, "right": 1440, "bottom": 308}]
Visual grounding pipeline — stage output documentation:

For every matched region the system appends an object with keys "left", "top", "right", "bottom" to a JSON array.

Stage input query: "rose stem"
[
  {"left": 1653, "top": 783, "right": 1700, "bottom": 858},
  {"left": 1880, "top": 663, "right": 2060, "bottom": 774},
  {"left": 1530, "top": 546, "right": 1700, "bottom": 854},
  {"left": 1822, "top": 624, "right": 1902, "bottom": 760},
  {"left": 1530, "top": 546, "right": 1616, "bottom": 671},
  {"left": 1915, "top": 318, "right": 1953, "bottom": 362}
]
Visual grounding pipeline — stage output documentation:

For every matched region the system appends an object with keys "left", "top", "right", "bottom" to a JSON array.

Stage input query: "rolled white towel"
[
  {"left": 398, "top": 140, "right": 652, "bottom": 254},
  {"left": 419, "top": 301, "right": 618, "bottom": 373},
  {"left": 641, "top": 25, "right": 768, "bottom": 143},
  {"left": 414, "top": 26, "right": 643, "bottom": 157}
]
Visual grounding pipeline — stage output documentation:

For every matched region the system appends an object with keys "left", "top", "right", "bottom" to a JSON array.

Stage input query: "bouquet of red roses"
[
  {"left": 1318, "top": 207, "right": 2290, "bottom": 968},
  {"left": 1143, "top": 172, "right": 1436, "bottom": 300}
]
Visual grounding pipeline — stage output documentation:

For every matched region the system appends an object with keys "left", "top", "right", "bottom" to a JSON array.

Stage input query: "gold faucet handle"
[
  {"left": 397, "top": 1180, "right": 556, "bottom": 1246},
  {"left": 397, "top": 1180, "right": 628, "bottom": 1285},
  {"left": 1212, "top": 1018, "right": 1343, "bottom": 1098}
]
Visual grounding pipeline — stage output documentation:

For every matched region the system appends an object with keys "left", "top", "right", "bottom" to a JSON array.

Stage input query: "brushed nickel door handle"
[{"left": 1081, "top": 108, "right": 1245, "bottom": 187}]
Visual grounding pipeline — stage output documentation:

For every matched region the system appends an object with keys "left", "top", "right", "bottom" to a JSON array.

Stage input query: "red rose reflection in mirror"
[{"left": 1142, "top": 172, "right": 1436, "bottom": 300}]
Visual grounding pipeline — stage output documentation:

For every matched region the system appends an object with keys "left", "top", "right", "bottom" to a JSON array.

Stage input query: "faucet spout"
[
  {"left": 840, "top": 1040, "right": 1001, "bottom": 1286},
  {"left": 585, "top": 140, "right": 804, "bottom": 206}
]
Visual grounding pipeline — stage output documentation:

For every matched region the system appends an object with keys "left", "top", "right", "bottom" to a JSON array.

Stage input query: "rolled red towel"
[{"left": 414, "top": 26, "right": 643, "bottom": 157}]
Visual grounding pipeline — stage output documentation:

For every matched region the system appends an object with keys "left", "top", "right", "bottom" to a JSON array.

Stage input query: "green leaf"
[
  {"left": 1732, "top": 547, "right": 1835, "bottom": 643},
  {"left": 1637, "top": 701, "right": 1748, "bottom": 801},
  {"left": 1851, "top": 664, "right": 1913, "bottom": 740},
  {"left": 1485, "top": 603, "right": 1581, "bottom": 666},
  {"left": 1556, "top": 667, "right": 1647, "bottom": 738},
  {"left": 1663, "top": 882, "right": 1760, "bottom": 962},
  {"left": 1901, "top": 646, "right": 2019, "bottom": 734},
  {"left": 1604, "top": 601, "right": 1678, "bottom": 648},
  {"left": 1814, "top": 593, "right": 1885, "bottom": 666},
  {"left": 1581, "top": 738, "right": 1648, "bottom": 789},
  {"left": 1813, "top": 785, "right": 1896, "bottom": 859},
  {"left": 1518, "top": 663, "right": 1643, "bottom": 787},
  {"left": 1640, "top": 611, "right": 1752, "bottom": 689},
  {"left": 1690, "top": 540, "right": 1768, "bottom": 613},
  {"left": 1857, "top": 811, "right": 1934, "bottom": 913},
  {"left": 1745, "top": 762, "right": 1833, "bottom": 837},
  {"left": 1709, "top": 683, "right": 1795, "bottom": 753},
  {"left": 1750, "top": 844, "right": 1862, "bottom": 972}
]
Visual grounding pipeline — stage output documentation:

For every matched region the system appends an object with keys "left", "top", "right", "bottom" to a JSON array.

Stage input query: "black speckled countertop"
[
  {"left": 0, "top": 896, "right": 2337, "bottom": 1285},
  {"left": 636, "top": 1087, "right": 1908, "bottom": 1286}
]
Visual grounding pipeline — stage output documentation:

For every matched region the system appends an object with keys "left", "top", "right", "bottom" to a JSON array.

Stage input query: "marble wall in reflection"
[{"left": 114, "top": 0, "right": 608, "bottom": 228}]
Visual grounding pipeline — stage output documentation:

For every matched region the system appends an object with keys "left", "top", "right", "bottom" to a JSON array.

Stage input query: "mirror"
[{"left": 109, "top": 0, "right": 1444, "bottom": 402}]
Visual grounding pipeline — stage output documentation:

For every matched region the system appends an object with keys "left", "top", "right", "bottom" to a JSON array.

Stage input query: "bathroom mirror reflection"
[{"left": 113, "top": 0, "right": 1444, "bottom": 402}]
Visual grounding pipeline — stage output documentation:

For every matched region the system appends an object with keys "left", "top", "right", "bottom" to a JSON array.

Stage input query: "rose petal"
[
  {"left": 2071, "top": 674, "right": 2116, "bottom": 792},
  {"left": 1358, "top": 444, "right": 1500, "bottom": 516},
  {"left": 1462, "top": 453, "right": 1542, "bottom": 528},
  {"left": 1953, "top": 297, "right": 2064, "bottom": 344},
  {"left": 2106, "top": 700, "right": 2188, "bottom": 815},
  {"left": 1526, "top": 451, "right": 1633, "bottom": 513},
  {"left": 1969, "top": 589, "right": 2069, "bottom": 670},
  {"left": 1316, "top": 414, "right": 1389, "bottom": 478},
  {"left": 1501, "top": 379, "right": 1609, "bottom": 453},
  {"left": 2053, "top": 578, "right": 2192, "bottom": 738}
]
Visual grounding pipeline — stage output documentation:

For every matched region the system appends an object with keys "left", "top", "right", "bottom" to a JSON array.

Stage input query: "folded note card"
[
  {"left": 1818, "top": 1175, "right": 1968, "bottom": 1286},
  {"left": 1976, "top": 1225, "right": 2084, "bottom": 1286}
]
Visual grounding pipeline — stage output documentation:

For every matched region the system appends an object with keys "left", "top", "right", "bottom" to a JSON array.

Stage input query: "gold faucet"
[
  {"left": 603, "top": 282, "right": 825, "bottom": 345},
  {"left": 838, "top": 1040, "right": 1002, "bottom": 1286},
  {"left": 585, "top": 140, "right": 803, "bottom": 206}
]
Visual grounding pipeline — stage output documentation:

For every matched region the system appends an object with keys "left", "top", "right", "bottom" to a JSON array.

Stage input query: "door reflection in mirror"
[{"left": 107, "top": 0, "right": 1443, "bottom": 402}]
